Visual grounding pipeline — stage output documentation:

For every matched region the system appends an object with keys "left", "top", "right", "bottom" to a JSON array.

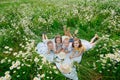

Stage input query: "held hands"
[
  {"left": 55, "top": 50, "right": 59, "bottom": 54},
  {"left": 61, "top": 48, "right": 69, "bottom": 54},
  {"left": 69, "top": 52, "right": 75, "bottom": 59},
  {"left": 64, "top": 50, "right": 69, "bottom": 53},
  {"left": 69, "top": 55, "right": 73, "bottom": 59}
]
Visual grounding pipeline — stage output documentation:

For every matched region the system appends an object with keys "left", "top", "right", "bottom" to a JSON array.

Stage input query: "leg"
[
  {"left": 90, "top": 43, "right": 96, "bottom": 47},
  {"left": 63, "top": 26, "right": 73, "bottom": 38},
  {"left": 73, "top": 29, "right": 78, "bottom": 38},
  {"left": 63, "top": 25, "right": 67, "bottom": 32},
  {"left": 44, "top": 34, "right": 48, "bottom": 40},
  {"left": 67, "top": 27, "right": 73, "bottom": 38},
  {"left": 42, "top": 34, "right": 46, "bottom": 41},
  {"left": 63, "top": 25, "right": 67, "bottom": 36},
  {"left": 90, "top": 34, "right": 99, "bottom": 44},
  {"left": 74, "top": 29, "right": 78, "bottom": 35}
]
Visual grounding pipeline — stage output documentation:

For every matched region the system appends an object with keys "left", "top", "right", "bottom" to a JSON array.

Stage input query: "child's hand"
[
  {"left": 69, "top": 56, "right": 73, "bottom": 59},
  {"left": 55, "top": 51, "right": 57, "bottom": 53},
  {"left": 65, "top": 50, "right": 68, "bottom": 53},
  {"left": 61, "top": 49, "right": 65, "bottom": 52},
  {"left": 55, "top": 51, "right": 59, "bottom": 54}
]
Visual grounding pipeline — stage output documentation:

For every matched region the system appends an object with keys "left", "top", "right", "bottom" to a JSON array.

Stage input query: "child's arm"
[
  {"left": 69, "top": 50, "right": 75, "bottom": 59},
  {"left": 55, "top": 45, "right": 63, "bottom": 53},
  {"left": 61, "top": 48, "right": 65, "bottom": 52},
  {"left": 72, "top": 48, "right": 84, "bottom": 58},
  {"left": 55, "top": 50, "right": 60, "bottom": 54},
  {"left": 56, "top": 48, "right": 63, "bottom": 53},
  {"left": 61, "top": 48, "right": 69, "bottom": 53}
]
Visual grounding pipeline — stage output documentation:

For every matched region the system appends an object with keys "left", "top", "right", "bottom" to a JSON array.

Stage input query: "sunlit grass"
[{"left": 0, "top": 0, "right": 120, "bottom": 80}]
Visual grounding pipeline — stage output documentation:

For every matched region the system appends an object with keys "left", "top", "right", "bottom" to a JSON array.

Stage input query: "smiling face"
[
  {"left": 72, "top": 38, "right": 82, "bottom": 48},
  {"left": 73, "top": 40, "right": 79, "bottom": 48},
  {"left": 47, "top": 41, "right": 54, "bottom": 50},
  {"left": 55, "top": 35, "right": 62, "bottom": 44},
  {"left": 63, "top": 38, "right": 69, "bottom": 47},
  {"left": 56, "top": 38, "right": 61, "bottom": 44},
  {"left": 48, "top": 43, "right": 54, "bottom": 50}
]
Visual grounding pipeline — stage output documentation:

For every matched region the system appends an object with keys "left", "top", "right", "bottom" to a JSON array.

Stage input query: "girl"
[
  {"left": 70, "top": 34, "right": 99, "bottom": 63},
  {"left": 69, "top": 38, "right": 86, "bottom": 63},
  {"left": 55, "top": 35, "right": 63, "bottom": 54},
  {"left": 62, "top": 38, "right": 72, "bottom": 54}
]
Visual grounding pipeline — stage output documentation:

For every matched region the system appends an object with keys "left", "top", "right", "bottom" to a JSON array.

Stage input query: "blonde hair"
[{"left": 63, "top": 38, "right": 69, "bottom": 43}]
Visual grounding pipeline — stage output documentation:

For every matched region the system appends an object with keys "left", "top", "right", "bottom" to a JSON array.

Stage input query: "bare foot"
[
  {"left": 63, "top": 25, "right": 67, "bottom": 31},
  {"left": 95, "top": 34, "right": 99, "bottom": 39},
  {"left": 74, "top": 29, "right": 78, "bottom": 35}
]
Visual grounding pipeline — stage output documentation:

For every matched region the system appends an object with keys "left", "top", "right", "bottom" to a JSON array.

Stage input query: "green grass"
[{"left": 0, "top": 0, "right": 120, "bottom": 80}]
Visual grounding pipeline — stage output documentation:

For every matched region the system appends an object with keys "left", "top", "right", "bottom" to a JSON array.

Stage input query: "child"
[
  {"left": 47, "top": 41, "right": 55, "bottom": 54},
  {"left": 55, "top": 35, "right": 63, "bottom": 54},
  {"left": 62, "top": 38, "right": 72, "bottom": 54},
  {"left": 45, "top": 41, "right": 55, "bottom": 62},
  {"left": 69, "top": 34, "right": 99, "bottom": 63},
  {"left": 69, "top": 38, "right": 86, "bottom": 63}
]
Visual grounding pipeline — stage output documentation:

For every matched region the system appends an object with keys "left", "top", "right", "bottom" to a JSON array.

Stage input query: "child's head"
[
  {"left": 63, "top": 38, "right": 69, "bottom": 47},
  {"left": 55, "top": 35, "right": 62, "bottom": 44},
  {"left": 47, "top": 41, "right": 54, "bottom": 50},
  {"left": 72, "top": 38, "right": 82, "bottom": 48}
]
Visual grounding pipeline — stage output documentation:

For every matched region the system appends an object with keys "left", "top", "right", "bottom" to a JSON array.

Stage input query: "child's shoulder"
[{"left": 82, "top": 45, "right": 86, "bottom": 51}]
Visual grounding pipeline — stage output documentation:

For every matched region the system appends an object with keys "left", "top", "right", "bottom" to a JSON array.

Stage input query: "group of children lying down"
[
  {"left": 37, "top": 26, "right": 99, "bottom": 79},
  {"left": 41, "top": 25, "right": 99, "bottom": 63}
]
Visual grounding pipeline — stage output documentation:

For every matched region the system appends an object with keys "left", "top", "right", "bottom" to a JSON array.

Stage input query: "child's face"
[
  {"left": 63, "top": 40, "right": 69, "bottom": 47},
  {"left": 56, "top": 38, "right": 61, "bottom": 44},
  {"left": 74, "top": 40, "right": 79, "bottom": 48},
  {"left": 48, "top": 43, "right": 54, "bottom": 50}
]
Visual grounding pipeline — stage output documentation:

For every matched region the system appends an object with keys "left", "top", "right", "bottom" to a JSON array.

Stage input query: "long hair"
[
  {"left": 55, "top": 35, "right": 62, "bottom": 43},
  {"left": 72, "top": 38, "right": 82, "bottom": 48}
]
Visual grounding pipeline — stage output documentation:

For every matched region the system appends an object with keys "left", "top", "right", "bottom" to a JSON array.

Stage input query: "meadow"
[{"left": 0, "top": 0, "right": 120, "bottom": 80}]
